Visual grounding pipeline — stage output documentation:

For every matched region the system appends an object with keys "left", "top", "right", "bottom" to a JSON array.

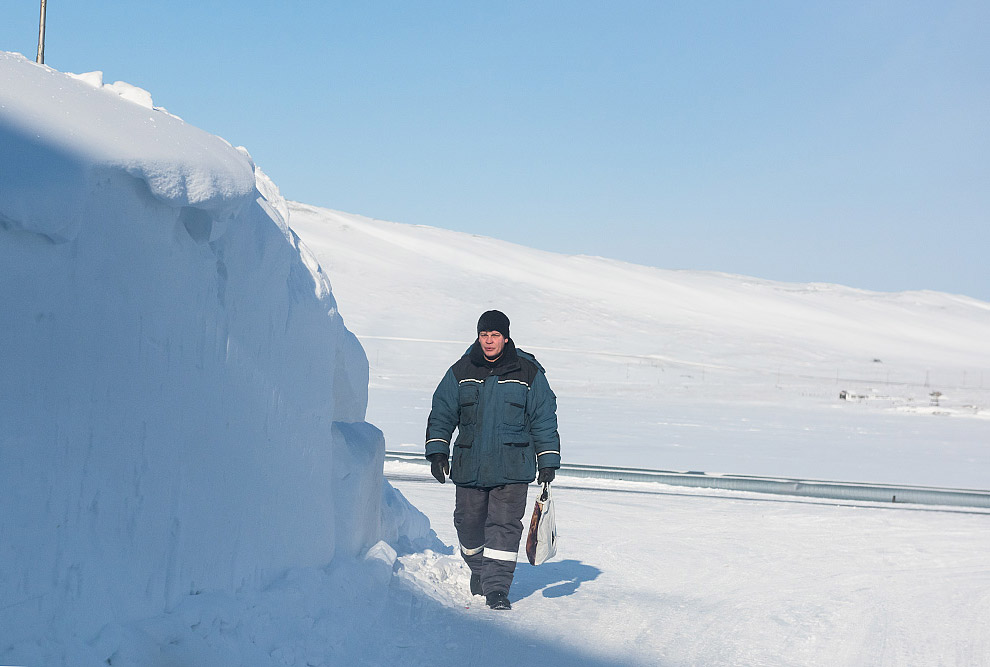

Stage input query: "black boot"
[
  {"left": 470, "top": 573, "right": 483, "bottom": 596},
  {"left": 486, "top": 591, "right": 511, "bottom": 610}
]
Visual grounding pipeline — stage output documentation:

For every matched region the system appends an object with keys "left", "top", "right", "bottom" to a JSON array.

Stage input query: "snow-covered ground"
[
  {"left": 3, "top": 51, "right": 989, "bottom": 665},
  {"left": 385, "top": 462, "right": 990, "bottom": 667}
]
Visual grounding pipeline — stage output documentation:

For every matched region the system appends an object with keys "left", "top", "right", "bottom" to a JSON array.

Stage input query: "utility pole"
[{"left": 37, "top": 0, "right": 48, "bottom": 64}]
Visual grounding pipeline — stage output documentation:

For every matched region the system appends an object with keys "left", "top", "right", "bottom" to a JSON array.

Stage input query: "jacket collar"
[{"left": 467, "top": 339, "right": 520, "bottom": 373}]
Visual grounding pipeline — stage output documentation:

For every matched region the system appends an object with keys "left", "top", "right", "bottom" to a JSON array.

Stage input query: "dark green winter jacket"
[{"left": 425, "top": 340, "right": 561, "bottom": 487}]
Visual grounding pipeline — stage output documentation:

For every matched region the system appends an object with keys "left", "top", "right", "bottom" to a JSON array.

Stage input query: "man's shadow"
[{"left": 510, "top": 559, "right": 601, "bottom": 601}]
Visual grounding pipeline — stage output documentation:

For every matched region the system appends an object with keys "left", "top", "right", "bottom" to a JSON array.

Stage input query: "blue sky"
[{"left": 3, "top": 1, "right": 988, "bottom": 300}]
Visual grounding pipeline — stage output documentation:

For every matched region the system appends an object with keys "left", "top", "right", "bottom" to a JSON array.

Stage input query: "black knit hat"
[{"left": 477, "top": 310, "right": 510, "bottom": 339}]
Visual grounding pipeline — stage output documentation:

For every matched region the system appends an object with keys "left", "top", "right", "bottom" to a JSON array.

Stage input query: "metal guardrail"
[{"left": 384, "top": 450, "right": 990, "bottom": 509}]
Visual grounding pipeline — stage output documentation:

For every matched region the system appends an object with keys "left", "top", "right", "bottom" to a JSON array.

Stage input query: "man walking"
[{"left": 425, "top": 310, "right": 560, "bottom": 610}]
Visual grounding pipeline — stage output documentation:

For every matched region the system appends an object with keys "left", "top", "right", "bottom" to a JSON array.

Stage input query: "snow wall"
[{"left": 0, "top": 52, "right": 433, "bottom": 662}]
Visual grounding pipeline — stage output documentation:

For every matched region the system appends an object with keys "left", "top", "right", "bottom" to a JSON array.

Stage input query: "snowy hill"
[
  {"left": 0, "top": 52, "right": 433, "bottom": 665},
  {"left": 289, "top": 204, "right": 990, "bottom": 487}
]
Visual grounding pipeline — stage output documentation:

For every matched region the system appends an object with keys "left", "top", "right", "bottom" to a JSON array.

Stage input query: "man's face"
[{"left": 479, "top": 330, "right": 506, "bottom": 360}]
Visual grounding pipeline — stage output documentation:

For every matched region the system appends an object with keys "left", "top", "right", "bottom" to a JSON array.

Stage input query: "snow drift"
[{"left": 0, "top": 52, "right": 433, "bottom": 664}]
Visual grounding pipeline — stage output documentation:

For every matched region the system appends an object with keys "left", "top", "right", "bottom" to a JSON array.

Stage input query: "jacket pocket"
[
  {"left": 500, "top": 434, "right": 535, "bottom": 482},
  {"left": 458, "top": 382, "right": 480, "bottom": 425},
  {"left": 453, "top": 429, "right": 474, "bottom": 448},
  {"left": 500, "top": 383, "right": 528, "bottom": 427},
  {"left": 450, "top": 431, "right": 476, "bottom": 485}
]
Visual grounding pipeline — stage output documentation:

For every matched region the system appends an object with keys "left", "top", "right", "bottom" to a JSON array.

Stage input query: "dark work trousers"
[{"left": 453, "top": 483, "right": 530, "bottom": 596}]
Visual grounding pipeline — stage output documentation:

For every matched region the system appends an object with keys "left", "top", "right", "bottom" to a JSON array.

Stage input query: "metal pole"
[{"left": 37, "top": 0, "right": 48, "bottom": 64}]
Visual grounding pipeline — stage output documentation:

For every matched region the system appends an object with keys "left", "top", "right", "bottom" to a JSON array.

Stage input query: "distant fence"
[{"left": 384, "top": 450, "right": 990, "bottom": 510}]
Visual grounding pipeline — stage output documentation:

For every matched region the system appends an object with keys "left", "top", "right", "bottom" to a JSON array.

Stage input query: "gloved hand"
[
  {"left": 537, "top": 467, "right": 556, "bottom": 484},
  {"left": 427, "top": 453, "right": 450, "bottom": 484}
]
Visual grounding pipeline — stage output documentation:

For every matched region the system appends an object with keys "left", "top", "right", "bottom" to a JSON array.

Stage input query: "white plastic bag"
[{"left": 526, "top": 482, "right": 557, "bottom": 565}]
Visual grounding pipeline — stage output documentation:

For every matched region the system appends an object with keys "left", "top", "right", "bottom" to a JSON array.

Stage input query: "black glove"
[
  {"left": 427, "top": 453, "right": 449, "bottom": 484},
  {"left": 537, "top": 467, "right": 556, "bottom": 484}
]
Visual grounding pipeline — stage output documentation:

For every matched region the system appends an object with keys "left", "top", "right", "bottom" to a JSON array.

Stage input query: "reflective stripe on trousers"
[{"left": 453, "top": 483, "right": 529, "bottom": 595}]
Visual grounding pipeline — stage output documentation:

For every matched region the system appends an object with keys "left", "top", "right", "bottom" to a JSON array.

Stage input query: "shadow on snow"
[
  {"left": 365, "top": 565, "right": 649, "bottom": 667},
  {"left": 511, "top": 559, "right": 602, "bottom": 601}
]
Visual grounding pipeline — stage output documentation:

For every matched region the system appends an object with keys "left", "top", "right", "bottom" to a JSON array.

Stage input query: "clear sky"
[{"left": 3, "top": 1, "right": 988, "bottom": 301}]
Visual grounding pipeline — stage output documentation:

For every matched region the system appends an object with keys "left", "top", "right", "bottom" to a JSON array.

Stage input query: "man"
[{"left": 425, "top": 310, "right": 560, "bottom": 611}]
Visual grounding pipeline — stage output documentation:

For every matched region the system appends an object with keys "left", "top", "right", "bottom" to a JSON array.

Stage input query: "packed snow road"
[{"left": 383, "top": 461, "right": 990, "bottom": 667}]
